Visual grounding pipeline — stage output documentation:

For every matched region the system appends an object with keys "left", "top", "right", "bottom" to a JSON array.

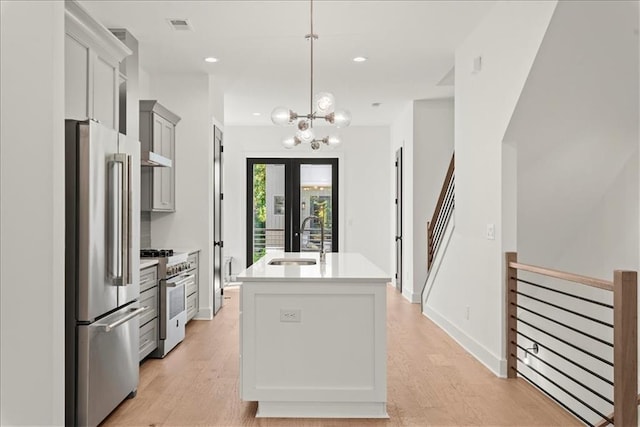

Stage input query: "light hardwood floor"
[{"left": 102, "top": 285, "right": 580, "bottom": 426}]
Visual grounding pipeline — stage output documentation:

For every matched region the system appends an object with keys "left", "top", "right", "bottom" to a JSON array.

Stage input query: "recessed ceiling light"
[
  {"left": 353, "top": 56, "right": 367, "bottom": 63},
  {"left": 371, "top": 102, "right": 381, "bottom": 107},
  {"left": 204, "top": 57, "right": 219, "bottom": 63},
  {"left": 252, "top": 112, "right": 261, "bottom": 116}
]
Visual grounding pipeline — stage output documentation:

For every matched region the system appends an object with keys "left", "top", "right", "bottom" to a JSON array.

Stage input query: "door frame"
[
  {"left": 395, "top": 147, "right": 403, "bottom": 292},
  {"left": 245, "top": 156, "right": 340, "bottom": 267}
]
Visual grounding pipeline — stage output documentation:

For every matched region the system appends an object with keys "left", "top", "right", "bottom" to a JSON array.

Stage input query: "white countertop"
[
  {"left": 238, "top": 252, "right": 390, "bottom": 283},
  {"left": 140, "top": 259, "right": 159, "bottom": 269}
]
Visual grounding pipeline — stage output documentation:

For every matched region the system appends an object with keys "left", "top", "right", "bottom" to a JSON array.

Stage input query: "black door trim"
[{"left": 246, "top": 157, "right": 339, "bottom": 267}]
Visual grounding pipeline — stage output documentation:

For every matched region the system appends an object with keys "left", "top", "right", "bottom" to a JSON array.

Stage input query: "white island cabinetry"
[{"left": 238, "top": 252, "right": 390, "bottom": 419}]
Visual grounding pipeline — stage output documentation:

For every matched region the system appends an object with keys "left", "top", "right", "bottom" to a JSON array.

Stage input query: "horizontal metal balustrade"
[{"left": 505, "top": 252, "right": 637, "bottom": 426}]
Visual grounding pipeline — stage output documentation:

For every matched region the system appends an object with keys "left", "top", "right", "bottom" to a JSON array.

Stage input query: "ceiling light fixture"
[
  {"left": 204, "top": 57, "right": 219, "bottom": 63},
  {"left": 271, "top": 0, "right": 351, "bottom": 150},
  {"left": 353, "top": 56, "right": 367, "bottom": 63}
]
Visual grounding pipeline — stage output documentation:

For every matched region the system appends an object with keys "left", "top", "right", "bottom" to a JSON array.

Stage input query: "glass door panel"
[
  {"left": 249, "top": 162, "right": 286, "bottom": 264},
  {"left": 299, "top": 164, "right": 333, "bottom": 253}
]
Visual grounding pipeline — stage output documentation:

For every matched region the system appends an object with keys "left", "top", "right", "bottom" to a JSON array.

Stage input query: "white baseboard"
[
  {"left": 256, "top": 401, "right": 388, "bottom": 419},
  {"left": 194, "top": 308, "right": 213, "bottom": 320},
  {"left": 401, "top": 290, "right": 421, "bottom": 304},
  {"left": 422, "top": 305, "right": 506, "bottom": 377}
]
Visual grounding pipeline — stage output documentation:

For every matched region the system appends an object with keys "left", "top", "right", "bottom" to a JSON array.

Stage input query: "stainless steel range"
[{"left": 140, "top": 249, "right": 193, "bottom": 358}]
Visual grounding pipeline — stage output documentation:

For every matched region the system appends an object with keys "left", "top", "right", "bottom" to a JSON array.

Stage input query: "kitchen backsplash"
[{"left": 141, "top": 212, "right": 151, "bottom": 248}]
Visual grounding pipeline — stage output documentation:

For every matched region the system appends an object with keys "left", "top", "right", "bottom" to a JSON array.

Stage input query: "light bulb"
[
  {"left": 314, "top": 92, "right": 335, "bottom": 114},
  {"left": 326, "top": 135, "right": 341, "bottom": 147},
  {"left": 333, "top": 109, "right": 351, "bottom": 128},
  {"left": 282, "top": 136, "right": 298, "bottom": 149},
  {"left": 296, "top": 128, "right": 315, "bottom": 143},
  {"left": 271, "top": 107, "right": 294, "bottom": 125}
]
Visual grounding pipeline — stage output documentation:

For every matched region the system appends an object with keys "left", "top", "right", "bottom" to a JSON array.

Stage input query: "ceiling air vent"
[{"left": 167, "top": 18, "right": 193, "bottom": 31}]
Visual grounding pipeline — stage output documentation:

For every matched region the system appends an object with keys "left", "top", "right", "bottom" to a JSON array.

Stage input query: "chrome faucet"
[{"left": 300, "top": 215, "right": 325, "bottom": 263}]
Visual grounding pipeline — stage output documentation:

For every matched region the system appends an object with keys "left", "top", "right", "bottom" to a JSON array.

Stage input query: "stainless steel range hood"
[{"left": 141, "top": 151, "right": 172, "bottom": 167}]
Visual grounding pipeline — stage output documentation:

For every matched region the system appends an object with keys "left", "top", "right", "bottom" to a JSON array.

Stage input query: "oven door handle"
[
  {"left": 167, "top": 275, "right": 193, "bottom": 288},
  {"left": 99, "top": 306, "right": 148, "bottom": 332}
]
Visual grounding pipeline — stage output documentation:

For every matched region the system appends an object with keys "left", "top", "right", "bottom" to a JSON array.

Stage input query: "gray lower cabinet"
[
  {"left": 139, "top": 264, "right": 158, "bottom": 361},
  {"left": 186, "top": 251, "right": 199, "bottom": 322}
]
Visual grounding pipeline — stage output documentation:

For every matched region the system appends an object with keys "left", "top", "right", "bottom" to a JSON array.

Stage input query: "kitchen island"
[{"left": 238, "top": 252, "right": 390, "bottom": 418}]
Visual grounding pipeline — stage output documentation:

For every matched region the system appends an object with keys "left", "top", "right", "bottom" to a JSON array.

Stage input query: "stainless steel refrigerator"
[{"left": 65, "top": 119, "right": 142, "bottom": 426}]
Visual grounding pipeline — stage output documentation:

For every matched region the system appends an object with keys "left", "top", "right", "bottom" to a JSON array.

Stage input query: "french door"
[{"left": 246, "top": 158, "right": 338, "bottom": 267}]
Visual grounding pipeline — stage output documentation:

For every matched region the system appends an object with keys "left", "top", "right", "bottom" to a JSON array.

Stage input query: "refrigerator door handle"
[
  {"left": 110, "top": 153, "right": 129, "bottom": 286},
  {"left": 108, "top": 158, "right": 123, "bottom": 284},
  {"left": 99, "top": 306, "right": 148, "bottom": 332},
  {"left": 123, "top": 154, "right": 132, "bottom": 285}
]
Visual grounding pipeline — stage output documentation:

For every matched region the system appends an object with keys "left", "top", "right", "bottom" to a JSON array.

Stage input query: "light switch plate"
[{"left": 486, "top": 223, "right": 495, "bottom": 240}]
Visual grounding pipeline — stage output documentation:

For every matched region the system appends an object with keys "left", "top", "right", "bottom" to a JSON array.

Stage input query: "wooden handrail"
[
  {"left": 506, "top": 252, "right": 637, "bottom": 426},
  {"left": 427, "top": 153, "right": 455, "bottom": 270},
  {"left": 594, "top": 394, "right": 640, "bottom": 427},
  {"left": 509, "top": 261, "right": 614, "bottom": 291}
]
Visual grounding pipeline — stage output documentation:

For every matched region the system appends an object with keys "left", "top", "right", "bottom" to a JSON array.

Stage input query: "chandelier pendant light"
[{"left": 271, "top": 0, "right": 351, "bottom": 150}]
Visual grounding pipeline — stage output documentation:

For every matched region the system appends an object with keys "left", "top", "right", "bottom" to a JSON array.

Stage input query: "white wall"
[
  {"left": 512, "top": 0, "right": 639, "bottom": 277},
  {"left": 412, "top": 99, "right": 455, "bottom": 301},
  {"left": 223, "top": 125, "right": 391, "bottom": 277},
  {"left": 422, "top": 1, "right": 558, "bottom": 375},
  {"left": 0, "top": 1, "right": 65, "bottom": 424},
  {"left": 140, "top": 72, "right": 217, "bottom": 319}
]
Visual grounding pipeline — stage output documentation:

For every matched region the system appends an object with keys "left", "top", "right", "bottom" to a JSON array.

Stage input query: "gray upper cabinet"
[
  {"left": 64, "top": 0, "right": 131, "bottom": 129},
  {"left": 140, "top": 101, "right": 181, "bottom": 212}
]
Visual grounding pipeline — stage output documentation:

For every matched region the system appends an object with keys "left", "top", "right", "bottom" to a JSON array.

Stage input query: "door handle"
[
  {"left": 110, "top": 153, "right": 130, "bottom": 286},
  {"left": 100, "top": 306, "right": 147, "bottom": 332},
  {"left": 108, "top": 158, "right": 123, "bottom": 284}
]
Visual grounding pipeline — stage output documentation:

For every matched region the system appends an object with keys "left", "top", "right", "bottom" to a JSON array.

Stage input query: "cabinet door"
[
  {"left": 152, "top": 114, "right": 175, "bottom": 211},
  {"left": 65, "top": 34, "right": 89, "bottom": 120},
  {"left": 92, "top": 54, "right": 117, "bottom": 130}
]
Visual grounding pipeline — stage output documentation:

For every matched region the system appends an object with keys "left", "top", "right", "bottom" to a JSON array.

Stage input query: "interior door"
[
  {"left": 246, "top": 158, "right": 338, "bottom": 267},
  {"left": 395, "top": 147, "right": 403, "bottom": 292},
  {"left": 213, "top": 126, "right": 223, "bottom": 314}
]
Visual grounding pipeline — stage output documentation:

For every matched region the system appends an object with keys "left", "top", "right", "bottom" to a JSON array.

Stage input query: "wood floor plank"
[{"left": 102, "top": 286, "right": 581, "bottom": 426}]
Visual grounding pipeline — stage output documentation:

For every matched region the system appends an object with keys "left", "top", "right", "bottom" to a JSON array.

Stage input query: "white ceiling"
[{"left": 81, "top": 0, "right": 495, "bottom": 126}]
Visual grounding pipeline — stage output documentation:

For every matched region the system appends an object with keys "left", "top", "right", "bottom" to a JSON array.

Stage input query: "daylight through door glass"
[{"left": 299, "top": 164, "right": 333, "bottom": 253}]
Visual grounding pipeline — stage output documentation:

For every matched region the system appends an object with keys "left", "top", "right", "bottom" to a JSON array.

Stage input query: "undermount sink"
[{"left": 268, "top": 258, "right": 317, "bottom": 266}]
